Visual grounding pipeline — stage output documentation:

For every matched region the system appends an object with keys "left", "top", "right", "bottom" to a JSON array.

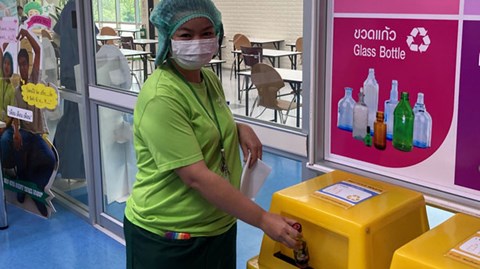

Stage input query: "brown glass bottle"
[
  {"left": 374, "top": 111, "right": 387, "bottom": 150},
  {"left": 292, "top": 223, "right": 309, "bottom": 269}
]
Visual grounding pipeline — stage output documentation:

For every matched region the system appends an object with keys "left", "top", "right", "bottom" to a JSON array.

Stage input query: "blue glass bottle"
[
  {"left": 413, "top": 93, "right": 432, "bottom": 148},
  {"left": 337, "top": 87, "right": 355, "bottom": 131},
  {"left": 384, "top": 80, "right": 398, "bottom": 140}
]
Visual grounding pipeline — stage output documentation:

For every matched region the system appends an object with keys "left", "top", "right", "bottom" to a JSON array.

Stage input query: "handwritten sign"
[
  {"left": 21, "top": 83, "right": 58, "bottom": 110},
  {"left": 7, "top": 105, "right": 33, "bottom": 122},
  {"left": 0, "top": 17, "right": 19, "bottom": 44}
]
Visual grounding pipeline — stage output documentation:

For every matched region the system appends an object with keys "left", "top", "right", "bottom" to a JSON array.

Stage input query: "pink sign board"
[
  {"left": 0, "top": 17, "right": 19, "bottom": 44},
  {"left": 330, "top": 18, "right": 457, "bottom": 168},
  {"left": 334, "top": 0, "right": 459, "bottom": 15}
]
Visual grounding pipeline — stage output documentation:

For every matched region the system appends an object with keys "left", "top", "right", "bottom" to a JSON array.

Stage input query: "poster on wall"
[
  {"left": 1, "top": 2, "right": 60, "bottom": 218},
  {"left": 325, "top": 0, "right": 480, "bottom": 202}
]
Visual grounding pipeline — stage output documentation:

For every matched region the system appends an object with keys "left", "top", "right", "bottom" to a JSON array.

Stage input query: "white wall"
[{"left": 213, "top": 0, "right": 303, "bottom": 67}]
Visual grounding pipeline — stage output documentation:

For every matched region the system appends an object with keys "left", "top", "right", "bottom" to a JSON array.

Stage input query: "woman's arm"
[
  {"left": 176, "top": 160, "right": 300, "bottom": 249},
  {"left": 237, "top": 122, "right": 262, "bottom": 168}
]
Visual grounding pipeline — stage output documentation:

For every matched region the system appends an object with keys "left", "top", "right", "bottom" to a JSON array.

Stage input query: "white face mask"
[{"left": 170, "top": 37, "right": 219, "bottom": 70}]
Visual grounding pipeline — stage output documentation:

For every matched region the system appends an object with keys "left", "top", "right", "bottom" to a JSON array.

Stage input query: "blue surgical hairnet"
[{"left": 150, "top": 0, "right": 224, "bottom": 66}]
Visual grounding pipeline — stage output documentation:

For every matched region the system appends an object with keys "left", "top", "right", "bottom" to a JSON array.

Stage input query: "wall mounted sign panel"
[{"left": 316, "top": 0, "right": 480, "bottom": 208}]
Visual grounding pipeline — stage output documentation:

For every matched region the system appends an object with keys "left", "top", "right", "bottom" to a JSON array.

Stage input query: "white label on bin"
[
  {"left": 312, "top": 180, "right": 382, "bottom": 209},
  {"left": 446, "top": 231, "right": 480, "bottom": 268}
]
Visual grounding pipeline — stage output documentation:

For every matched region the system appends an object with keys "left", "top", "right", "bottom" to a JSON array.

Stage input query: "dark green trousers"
[{"left": 124, "top": 216, "right": 237, "bottom": 269}]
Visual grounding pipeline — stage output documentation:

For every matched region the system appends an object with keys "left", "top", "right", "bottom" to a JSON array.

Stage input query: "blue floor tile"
[{"left": 0, "top": 201, "right": 125, "bottom": 269}]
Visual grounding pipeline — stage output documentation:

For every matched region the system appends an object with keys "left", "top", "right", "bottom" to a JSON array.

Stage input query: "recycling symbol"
[{"left": 406, "top": 27, "right": 430, "bottom": 53}]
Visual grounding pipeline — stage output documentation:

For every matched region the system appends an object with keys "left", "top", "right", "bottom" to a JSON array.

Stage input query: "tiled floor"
[
  {"left": 0, "top": 150, "right": 455, "bottom": 269},
  {"left": 0, "top": 201, "right": 125, "bottom": 268}
]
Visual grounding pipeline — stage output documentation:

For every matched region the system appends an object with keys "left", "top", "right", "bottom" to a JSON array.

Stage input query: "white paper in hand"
[{"left": 240, "top": 152, "right": 272, "bottom": 199}]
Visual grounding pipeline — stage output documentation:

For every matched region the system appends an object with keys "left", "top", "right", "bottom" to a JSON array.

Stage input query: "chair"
[
  {"left": 120, "top": 36, "right": 143, "bottom": 81},
  {"left": 120, "top": 35, "right": 134, "bottom": 50},
  {"left": 100, "top": 26, "right": 118, "bottom": 45},
  {"left": 238, "top": 46, "right": 263, "bottom": 101},
  {"left": 240, "top": 46, "right": 263, "bottom": 67},
  {"left": 295, "top": 37, "right": 303, "bottom": 65},
  {"left": 250, "top": 63, "right": 301, "bottom": 124},
  {"left": 295, "top": 37, "right": 303, "bottom": 52},
  {"left": 230, "top": 33, "right": 251, "bottom": 79}
]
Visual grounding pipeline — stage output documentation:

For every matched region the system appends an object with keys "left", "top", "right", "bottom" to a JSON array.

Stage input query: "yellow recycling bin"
[
  {"left": 248, "top": 170, "right": 429, "bottom": 269},
  {"left": 390, "top": 213, "right": 480, "bottom": 269}
]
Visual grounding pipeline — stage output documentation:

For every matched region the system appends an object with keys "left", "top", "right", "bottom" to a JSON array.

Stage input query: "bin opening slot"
[{"left": 273, "top": 251, "right": 314, "bottom": 269}]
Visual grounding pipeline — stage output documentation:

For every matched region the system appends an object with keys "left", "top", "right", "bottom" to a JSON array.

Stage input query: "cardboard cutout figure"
[{"left": 1, "top": 25, "right": 59, "bottom": 218}]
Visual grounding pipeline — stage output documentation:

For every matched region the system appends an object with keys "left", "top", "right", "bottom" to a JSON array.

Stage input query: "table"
[
  {"left": 228, "top": 37, "right": 285, "bottom": 50},
  {"left": 216, "top": 44, "right": 227, "bottom": 60},
  {"left": 249, "top": 38, "right": 284, "bottom": 50},
  {"left": 97, "top": 35, "right": 121, "bottom": 45},
  {"left": 233, "top": 49, "right": 302, "bottom": 77},
  {"left": 116, "top": 27, "right": 142, "bottom": 37},
  {"left": 238, "top": 68, "right": 302, "bottom": 127},
  {"left": 285, "top": 42, "right": 296, "bottom": 51},
  {"left": 206, "top": 59, "right": 226, "bottom": 81},
  {"left": 229, "top": 38, "right": 284, "bottom": 50},
  {"left": 133, "top": 38, "right": 158, "bottom": 51},
  {"left": 120, "top": 49, "right": 151, "bottom": 82}
]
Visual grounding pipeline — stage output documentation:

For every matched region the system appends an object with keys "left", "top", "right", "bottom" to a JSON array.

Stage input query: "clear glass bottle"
[
  {"left": 337, "top": 87, "right": 355, "bottom": 131},
  {"left": 363, "top": 68, "right": 379, "bottom": 133},
  {"left": 374, "top": 111, "right": 387, "bottom": 150},
  {"left": 393, "top": 92, "right": 414, "bottom": 152},
  {"left": 352, "top": 88, "right": 368, "bottom": 140},
  {"left": 413, "top": 93, "right": 432, "bottom": 148},
  {"left": 384, "top": 80, "right": 399, "bottom": 140}
]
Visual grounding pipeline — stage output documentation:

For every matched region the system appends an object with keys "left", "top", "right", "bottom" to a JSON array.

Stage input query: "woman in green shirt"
[{"left": 123, "top": 0, "right": 300, "bottom": 268}]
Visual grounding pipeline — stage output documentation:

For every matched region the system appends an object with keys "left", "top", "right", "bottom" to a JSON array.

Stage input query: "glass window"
[
  {"left": 92, "top": 0, "right": 99, "bottom": 21},
  {"left": 52, "top": 100, "right": 88, "bottom": 207},
  {"left": 98, "top": 106, "right": 135, "bottom": 221},
  {"left": 100, "top": 0, "right": 116, "bottom": 22},
  {"left": 120, "top": 0, "right": 137, "bottom": 23},
  {"left": 92, "top": 0, "right": 304, "bottom": 129}
]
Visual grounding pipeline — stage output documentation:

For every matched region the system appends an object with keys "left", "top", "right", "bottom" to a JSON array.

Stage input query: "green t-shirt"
[{"left": 125, "top": 64, "right": 242, "bottom": 237}]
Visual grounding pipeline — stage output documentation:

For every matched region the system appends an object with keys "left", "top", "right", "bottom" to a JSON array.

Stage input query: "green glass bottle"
[
  {"left": 364, "top": 126, "right": 372, "bottom": 147},
  {"left": 393, "top": 92, "right": 414, "bottom": 151}
]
